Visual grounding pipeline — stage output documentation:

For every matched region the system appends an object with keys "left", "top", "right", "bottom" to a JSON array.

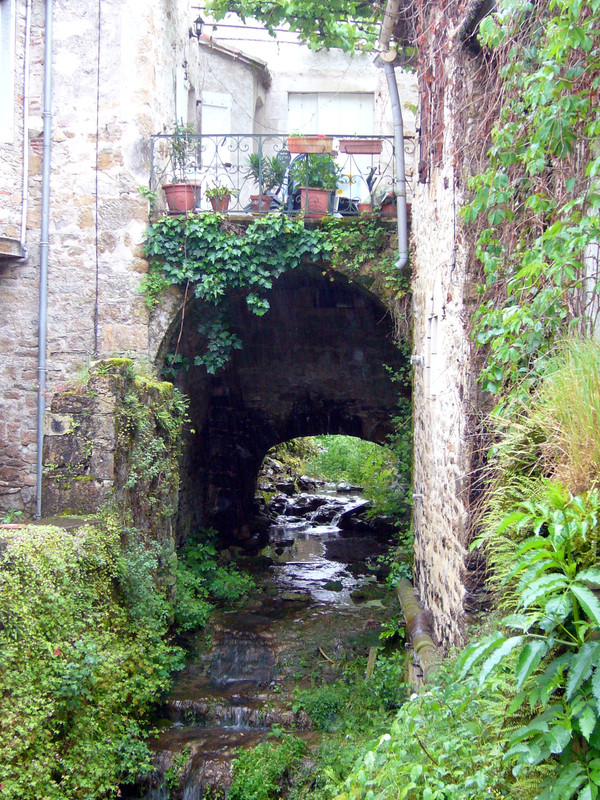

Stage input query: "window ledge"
[{"left": 0, "top": 237, "right": 25, "bottom": 260}]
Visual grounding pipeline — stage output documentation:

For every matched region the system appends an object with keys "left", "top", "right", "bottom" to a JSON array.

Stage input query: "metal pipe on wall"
[
  {"left": 377, "top": 0, "right": 408, "bottom": 270},
  {"left": 384, "top": 61, "right": 408, "bottom": 270},
  {"left": 35, "top": 0, "right": 54, "bottom": 518}
]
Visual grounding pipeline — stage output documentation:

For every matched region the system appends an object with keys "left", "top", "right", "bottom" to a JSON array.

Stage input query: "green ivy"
[
  {"left": 143, "top": 213, "right": 330, "bottom": 373},
  {"left": 464, "top": 0, "right": 600, "bottom": 400},
  {"left": 321, "top": 216, "right": 410, "bottom": 295}
]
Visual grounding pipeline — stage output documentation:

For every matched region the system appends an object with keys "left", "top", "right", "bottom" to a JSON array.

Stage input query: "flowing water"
[{"left": 138, "top": 487, "right": 395, "bottom": 799}]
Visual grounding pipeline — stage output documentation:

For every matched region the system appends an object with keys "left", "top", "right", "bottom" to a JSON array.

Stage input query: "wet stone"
[{"left": 142, "top": 488, "right": 399, "bottom": 800}]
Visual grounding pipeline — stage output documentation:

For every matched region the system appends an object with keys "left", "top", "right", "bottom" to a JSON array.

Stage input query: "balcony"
[{"left": 149, "top": 133, "right": 413, "bottom": 218}]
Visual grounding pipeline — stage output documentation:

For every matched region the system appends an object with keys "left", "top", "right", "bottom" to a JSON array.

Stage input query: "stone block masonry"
[{"left": 0, "top": 0, "right": 204, "bottom": 514}]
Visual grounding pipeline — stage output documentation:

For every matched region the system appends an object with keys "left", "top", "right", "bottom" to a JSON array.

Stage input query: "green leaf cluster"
[
  {"left": 143, "top": 213, "right": 330, "bottom": 373},
  {"left": 333, "top": 658, "right": 512, "bottom": 800},
  {"left": 465, "top": 0, "right": 600, "bottom": 399},
  {"left": 205, "top": 0, "right": 381, "bottom": 51},
  {"left": 464, "top": 484, "right": 600, "bottom": 800},
  {"left": 228, "top": 733, "right": 307, "bottom": 800},
  {"left": 174, "top": 531, "right": 255, "bottom": 632},
  {"left": 0, "top": 519, "right": 184, "bottom": 799}
]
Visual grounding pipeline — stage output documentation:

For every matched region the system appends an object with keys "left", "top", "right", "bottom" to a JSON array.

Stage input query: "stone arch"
[{"left": 155, "top": 265, "right": 409, "bottom": 544}]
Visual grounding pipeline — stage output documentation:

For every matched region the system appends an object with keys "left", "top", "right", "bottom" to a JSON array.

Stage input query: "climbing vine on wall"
[
  {"left": 143, "top": 213, "right": 330, "bottom": 373},
  {"left": 113, "top": 361, "right": 189, "bottom": 528},
  {"left": 464, "top": 0, "right": 600, "bottom": 400}
]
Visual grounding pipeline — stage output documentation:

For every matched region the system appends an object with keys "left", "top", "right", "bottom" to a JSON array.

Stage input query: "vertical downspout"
[
  {"left": 19, "top": 0, "right": 32, "bottom": 258},
  {"left": 384, "top": 62, "right": 408, "bottom": 269},
  {"left": 378, "top": 0, "right": 408, "bottom": 270},
  {"left": 35, "top": 0, "right": 53, "bottom": 518}
]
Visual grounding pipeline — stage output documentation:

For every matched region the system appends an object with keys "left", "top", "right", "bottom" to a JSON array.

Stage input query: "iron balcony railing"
[{"left": 149, "top": 133, "right": 415, "bottom": 217}]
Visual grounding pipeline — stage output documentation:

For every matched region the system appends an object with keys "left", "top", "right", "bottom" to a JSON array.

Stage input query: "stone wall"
[
  {"left": 409, "top": 11, "right": 486, "bottom": 647},
  {"left": 43, "top": 359, "right": 186, "bottom": 546},
  {"left": 0, "top": 0, "right": 230, "bottom": 513}
]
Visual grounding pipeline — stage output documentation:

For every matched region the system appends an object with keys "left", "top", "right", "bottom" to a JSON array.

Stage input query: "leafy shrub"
[
  {"left": 463, "top": 483, "right": 600, "bottom": 800},
  {"left": 228, "top": 734, "right": 306, "bottom": 800},
  {"left": 334, "top": 658, "right": 512, "bottom": 800},
  {"left": 0, "top": 520, "right": 183, "bottom": 799},
  {"left": 293, "top": 652, "right": 407, "bottom": 734},
  {"left": 174, "top": 531, "right": 254, "bottom": 632},
  {"left": 294, "top": 683, "right": 348, "bottom": 731}
]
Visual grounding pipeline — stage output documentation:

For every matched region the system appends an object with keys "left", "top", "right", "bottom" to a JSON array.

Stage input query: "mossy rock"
[{"left": 350, "top": 583, "right": 387, "bottom": 602}]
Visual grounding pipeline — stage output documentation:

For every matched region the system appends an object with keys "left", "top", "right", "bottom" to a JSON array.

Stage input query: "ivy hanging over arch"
[{"left": 142, "top": 213, "right": 331, "bottom": 373}]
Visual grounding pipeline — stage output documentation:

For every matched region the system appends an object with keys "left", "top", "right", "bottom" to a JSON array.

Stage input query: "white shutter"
[
  {"left": 287, "top": 92, "right": 374, "bottom": 136},
  {"left": 287, "top": 93, "right": 318, "bottom": 135}
]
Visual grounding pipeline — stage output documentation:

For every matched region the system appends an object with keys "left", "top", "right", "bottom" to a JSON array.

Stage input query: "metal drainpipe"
[
  {"left": 19, "top": 0, "right": 32, "bottom": 258},
  {"left": 35, "top": 0, "right": 54, "bottom": 518},
  {"left": 384, "top": 61, "right": 408, "bottom": 270}
]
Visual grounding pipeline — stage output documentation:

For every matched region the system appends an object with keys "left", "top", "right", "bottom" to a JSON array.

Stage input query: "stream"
[{"left": 138, "top": 486, "right": 397, "bottom": 799}]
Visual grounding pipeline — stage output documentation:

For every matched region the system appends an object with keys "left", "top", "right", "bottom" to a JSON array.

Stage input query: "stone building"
[
  {"left": 1, "top": 0, "right": 496, "bottom": 653},
  {"left": 0, "top": 0, "right": 488, "bottom": 650},
  {"left": 0, "top": 0, "right": 416, "bottom": 516}
]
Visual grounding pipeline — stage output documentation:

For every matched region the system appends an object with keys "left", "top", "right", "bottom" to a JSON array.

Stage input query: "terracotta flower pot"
[
  {"left": 287, "top": 136, "right": 333, "bottom": 154},
  {"left": 163, "top": 183, "right": 197, "bottom": 213},
  {"left": 250, "top": 194, "right": 272, "bottom": 213},
  {"left": 357, "top": 202, "right": 373, "bottom": 214},
  {"left": 340, "top": 139, "right": 383, "bottom": 155},
  {"left": 208, "top": 194, "right": 231, "bottom": 212},
  {"left": 298, "top": 187, "right": 332, "bottom": 218}
]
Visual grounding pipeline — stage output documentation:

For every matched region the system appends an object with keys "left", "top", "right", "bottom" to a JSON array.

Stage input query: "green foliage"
[
  {"left": 138, "top": 185, "right": 158, "bottom": 217},
  {"left": 333, "top": 657, "right": 512, "bottom": 800},
  {"left": 205, "top": 0, "right": 381, "bottom": 51},
  {"left": 143, "top": 213, "right": 330, "bottom": 373},
  {"left": 167, "top": 122, "right": 197, "bottom": 182},
  {"left": 294, "top": 683, "right": 348, "bottom": 732},
  {"left": 463, "top": 483, "right": 600, "bottom": 800},
  {"left": 304, "top": 431, "right": 411, "bottom": 521},
  {"left": 174, "top": 529, "right": 255, "bottom": 632},
  {"left": 293, "top": 652, "right": 408, "bottom": 734},
  {"left": 465, "top": 0, "right": 600, "bottom": 400},
  {"left": 228, "top": 733, "right": 307, "bottom": 800},
  {"left": 205, "top": 184, "right": 235, "bottom": 200},
  {"left": 289, "top": 154, "right": 343, "bottom": 191},
  {"left": 0, "top": 509, "right": 23, "bottom": 524},
  {"left": 531, "top": 338, "right": 600, "bottom": 494},
  {"left": 245, "top": 153, "right": 288, "bottom": 192},
  {"left": 116, "top": 370, "right": 189, "bottom": 528},
  {"left": 320, "top": 216, "right": 410, "bottom": 295},
  {"left": 0, "top": 519, "right": 183, "bottom": 800}
]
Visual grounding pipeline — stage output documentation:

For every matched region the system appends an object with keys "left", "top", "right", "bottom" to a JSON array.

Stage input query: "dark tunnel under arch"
[{"left": 162, "top": 265, "right": 410, "bottom": 544}]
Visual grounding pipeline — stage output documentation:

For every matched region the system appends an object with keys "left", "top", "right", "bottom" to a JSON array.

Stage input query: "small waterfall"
[{"left": 140, "top": 486, "right": 395, "bottom": 799}]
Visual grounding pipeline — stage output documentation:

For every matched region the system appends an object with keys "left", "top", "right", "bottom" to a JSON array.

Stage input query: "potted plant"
[
  {"left": 289, "top": 154, "right": 342, "bottom": 218},
  {"left": 287, "top": 134, "right": 333, "bottom": 154},
  {"left": 205, "top": 183, "right": 235, "bottom": 212},
  {"left": 162, "top": 123, "right": 200, "bottom": 213},
  {"left": 245, "top": 153, "right": 287, "bottom": 213}
]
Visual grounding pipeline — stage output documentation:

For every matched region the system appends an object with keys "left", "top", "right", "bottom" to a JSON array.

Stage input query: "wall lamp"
[{"left": 189, "top": 15, "right": 204, "bottom": 39}]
